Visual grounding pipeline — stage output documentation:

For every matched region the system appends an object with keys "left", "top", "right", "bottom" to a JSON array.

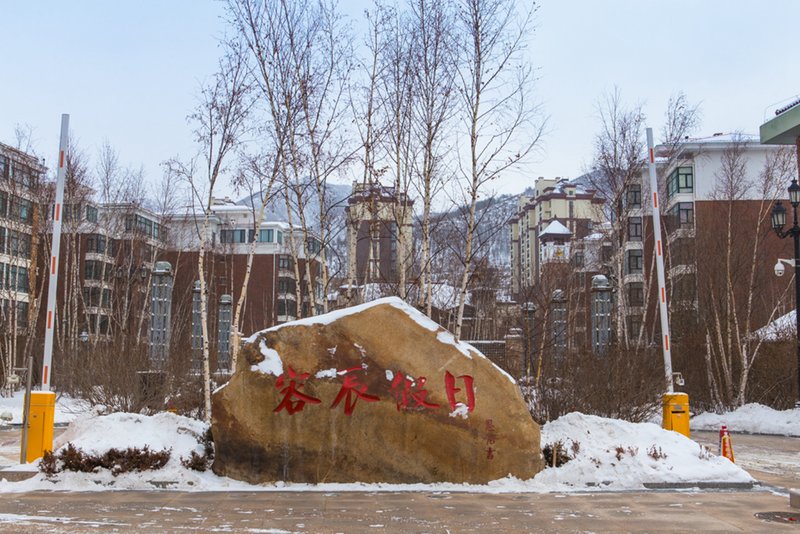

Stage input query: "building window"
[
  {"left": 673, "top": 275, "right": 697, "bottom": 303},
  {"left": 627, "top": 315, "right": 642, "bottom": 336},
  {"left": 86, "top": 313, "right": 110, "bottom": 335},
  {"left": 667, "top": 167, "right": 693, "bottom": 198},
  {"left": 626, "top": 184, "right": 642, "bottom": 209},
  {"left": 11, "top": 197, "right": 33, "bottom": 224},
  {"left": 86, "top": 233, "right": 108, "bottom": 254},
  {"left": 84, "top": 260, "right": 112, "bottom": 282},
  {"left": 220, "top": 229, "right": 246, "bottom": 243},
  {"left": 0, "top": 191, "right": 7, "bottom": 217},
  {"left": 667, "top": 202, "right": 694, "bottom": 230},
  {"left": 277, "top": 277, "right": 295, "bottom": 294},
  {"left": 277, "top": 231, "right": 283, "bottom": 244},
  {"left": 86, "top": 205, "right": 98, "bottom": 223},
  {"left": 260, "top": 229, "right": 274, "bottom": 243},
  {"left": 191, "top": 282, "right": 203, "bottom": 371},
  {"left": 626, "top": 249, "right": 643, "bottom": 274},
  {"left": 573, "top": 251, "right": 585, "bottom": 268},
  {"left": 278, "top": 255, "right": 291, "bottom": 270},
  {"left": 628, "top": 216, "right": 642, "bottom": 241},
  {"left": 627, "top": 282, "right": 644, "bottom": 307}
]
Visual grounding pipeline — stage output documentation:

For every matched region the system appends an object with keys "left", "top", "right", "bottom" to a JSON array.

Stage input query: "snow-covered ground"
[
  {"left": 0, "top": 391, "right": 92, "bottom": 426},
  {"left": 0, "top": 410, "right": 753, "bottom": 493},
  {"left": 692, "top": 403, "right": 800, "bottom": 437}
]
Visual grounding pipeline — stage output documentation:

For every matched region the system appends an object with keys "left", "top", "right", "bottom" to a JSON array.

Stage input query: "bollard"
[{"left": 718, "top": 425, "right": 735, "bottom": 463}]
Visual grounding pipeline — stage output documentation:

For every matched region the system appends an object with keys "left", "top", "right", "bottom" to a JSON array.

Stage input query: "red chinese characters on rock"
[
  {"left": 445, "top": 371, "right": 475, "bottom": 412},
  {"left": 271, "top": 364, "right": 476, "bottom": 416},
  {"left": 330, "top": 367, "right": 380, "bottom": 416},
  {"left": 389, "top": 372, "right": 440, "bottom": 411},
  {"left": 273, "top": 367, "right": 322, "bottom": 415}
]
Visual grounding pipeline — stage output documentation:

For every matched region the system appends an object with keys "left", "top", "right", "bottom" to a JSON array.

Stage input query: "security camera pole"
[{"left": 761, "top": 98, "right": 800, "bottom": 408}]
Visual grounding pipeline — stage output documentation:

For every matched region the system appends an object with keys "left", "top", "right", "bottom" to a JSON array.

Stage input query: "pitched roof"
[{"left": 540, "top": 219, "right": 571, "bottom": 237}]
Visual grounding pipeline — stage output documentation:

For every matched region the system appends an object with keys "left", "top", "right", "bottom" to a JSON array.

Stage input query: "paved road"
[
  {"left": 0, "top": 488, "right": 797, "bottom": 533},
  {"left": 692, "top": 430, "right": 800, "bottom": 491},
  {"left": 0, "top": 426, "right": 797, "bottom": 533}
]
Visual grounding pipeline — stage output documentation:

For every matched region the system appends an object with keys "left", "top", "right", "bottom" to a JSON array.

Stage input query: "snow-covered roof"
[
  {"left": 685, "top": 133, "right": 759, "bottom": 145},
  {"left": 753, "top": 310, "right": 795, "bottom": 342},
  {"left": 540, "top": 220, "right": 571, "bottom": 237}
]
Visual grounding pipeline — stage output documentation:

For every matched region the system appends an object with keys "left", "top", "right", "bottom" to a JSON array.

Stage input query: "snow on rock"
[
  {"left": 314, "top": 368, "right": 337, "bottom": 379},
  {"left": 534, "top": 412, "right": 753, "bottom": 490},
  {"left": 251, "top": 339, "right": 283, "bottom": 376},
  {"left": 0, "top": 391, "right": 92, "bottom": 426},
  {"left": 692, "top": 403, "right": 800, "bottom": 437},
  {"left": 245, "top": 297, "right": 515, "bottom": 384}
]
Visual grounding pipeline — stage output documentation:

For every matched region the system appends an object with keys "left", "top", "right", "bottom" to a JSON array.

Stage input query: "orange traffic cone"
[{"left": 718, "top": 425, "right": 735, "bottom": 463}]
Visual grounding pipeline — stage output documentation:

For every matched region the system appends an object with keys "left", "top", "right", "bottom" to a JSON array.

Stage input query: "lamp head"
[
  {"left": 772, "top": 201, "right": 787, "bottom": 233},
  {"left": 790, "top": 180, "right": 800, "bottom": 207}
]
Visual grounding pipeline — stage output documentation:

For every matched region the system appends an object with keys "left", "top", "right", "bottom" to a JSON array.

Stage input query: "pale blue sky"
[{"left": 1, "top": 1, "right": 798, "bottom": 197}]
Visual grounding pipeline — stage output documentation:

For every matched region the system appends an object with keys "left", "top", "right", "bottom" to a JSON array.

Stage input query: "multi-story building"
[
  {"left": 345, "top": 182, "right": 414, "bottom": 289},
  {"left": 509, "top": 176, "right": 605, "bottom": 295},
  {"left": 658, "top": 133, "right": 791, "bottom": 325},
  {"left": 167, "top": 197, "right": 323, "bottom": 346},
  {"left": 0, "top": 142, "right": 45, "bottom": 366}
]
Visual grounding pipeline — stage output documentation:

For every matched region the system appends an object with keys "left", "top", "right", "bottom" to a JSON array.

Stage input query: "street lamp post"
[{"left": 770, "top": 179, "right": 800, "bottom": 408}]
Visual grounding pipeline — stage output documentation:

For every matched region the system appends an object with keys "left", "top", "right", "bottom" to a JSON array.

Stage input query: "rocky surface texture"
[{"left": 211, "top": 297, "right": 543, "bottom": 484}]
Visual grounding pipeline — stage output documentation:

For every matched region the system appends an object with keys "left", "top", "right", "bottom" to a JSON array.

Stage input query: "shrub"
[
  {"left": 37, "top": 443, "right": 171, "bottom": 477},
  {"left": 180, "top": 450, "right": 209, "bottom": 472},
  {"left": 542, "top": 440, "right": 572, "bottom": 467}
]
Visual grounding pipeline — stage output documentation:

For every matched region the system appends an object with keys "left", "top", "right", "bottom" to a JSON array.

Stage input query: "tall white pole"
[
  {"left": 646, "top": 128, "right": 674, "bottom": 393},
  {"left": 41, "top": 114, "right": 69, "bottom": 391}
]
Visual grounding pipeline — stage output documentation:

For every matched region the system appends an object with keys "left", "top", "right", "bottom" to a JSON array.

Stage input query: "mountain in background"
[{"left": 236, "top": 182, "right": 532, "bottom": 271}]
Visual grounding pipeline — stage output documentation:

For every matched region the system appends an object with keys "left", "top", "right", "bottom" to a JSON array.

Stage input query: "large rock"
[{"left": 211, "top": 297, "right": 543, "bottom": 484}]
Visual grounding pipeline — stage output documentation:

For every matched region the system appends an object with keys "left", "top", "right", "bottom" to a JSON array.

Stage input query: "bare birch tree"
[
  {"left": 699, "top": 139, "right": 794, "bottom": 408},
  {"left": 452, "top": 0, "right": 543, "bottom": 340},
  {"left": 164, "top": 43, "right": 252, "bottom": 421},
  {"left": 409, "top": 0, "right": 457, "bottom": 313}
]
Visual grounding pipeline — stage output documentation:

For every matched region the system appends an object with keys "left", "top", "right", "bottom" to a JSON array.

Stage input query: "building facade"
[
  {"left": 0, "top": 142, "right": 45, "bottom": 379},
  {"left": 509, "top": 176, "right": 605, "bottom": 295},
  {"left": 345, "top": 182, "right": 414, "bottom": 288}
]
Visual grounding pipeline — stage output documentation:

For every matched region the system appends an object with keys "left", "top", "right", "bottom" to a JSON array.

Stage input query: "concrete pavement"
[
  {"left": 0, "top": 426, "right": 797, "bottom": 532},
  {"left": 0, "top": 487, "right": 796, "bottom": 533}
]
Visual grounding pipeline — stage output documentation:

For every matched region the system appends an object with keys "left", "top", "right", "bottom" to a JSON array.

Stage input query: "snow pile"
[
  {"left": 0, "top": 412, "right": 219, "bottom": 491},
  {"left": 535, "top": 412, "right": 753, "bottom": 490},
  {"left": 0, "top": 392, "right": 92, "bottom": 426},
  {"left": 692, "top": 403, "right": 800, "bottom": 436},
  {"left": 1, "top": 411, "right": 755, "bottom": 493}
]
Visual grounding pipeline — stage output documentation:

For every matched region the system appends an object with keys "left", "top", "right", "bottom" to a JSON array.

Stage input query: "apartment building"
[
  {"left": 509, "top": 176, "right": 605, "bottom": 295},
  {"left": 0, "top": 142, "right": 45, "bottom": 337},
  {"left": 658, "top": 133, "right": 791, "bottom": 328},
  {"left": 167, "top": 198, "right": 323, "bottom": 344},
  {"left": 345, "top": 182, "right": 414, "bottom": 289}
]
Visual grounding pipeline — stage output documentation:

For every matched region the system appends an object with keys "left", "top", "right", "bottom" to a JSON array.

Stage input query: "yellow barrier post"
[
  {"left": 23, "top": 391, "right": 56, "bottom": 463},
  {"left": 661, "top": 392, "right": 690, "bottom": 438}
]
